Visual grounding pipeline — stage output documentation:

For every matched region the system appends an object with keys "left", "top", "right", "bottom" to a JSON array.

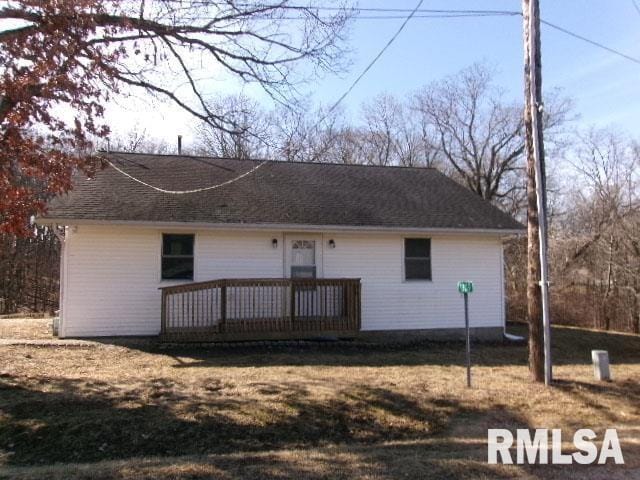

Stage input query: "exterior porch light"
[
  {"left": 272, "top": 238, "right": 278, "bottom": 249},
  {"left": 328, "top": 239, "right": 336, "bottom": 249}
]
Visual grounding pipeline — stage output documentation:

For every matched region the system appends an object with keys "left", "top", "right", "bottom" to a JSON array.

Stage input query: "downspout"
[
  {"left": 500, "top": 241, "right": 506, "bottom": 335},
  {"left": 52, "top": 226, "right": 66, "bottom": 338}
]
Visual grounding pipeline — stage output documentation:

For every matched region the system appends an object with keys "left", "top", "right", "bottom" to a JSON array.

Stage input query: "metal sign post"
[{"left": 458, "top": 281, "right": 474, "bottom": 388}]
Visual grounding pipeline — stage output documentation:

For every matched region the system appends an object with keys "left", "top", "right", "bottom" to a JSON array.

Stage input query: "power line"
[
  {"left": 165, "top": 1, "right": 519, "bottom": 16},
  {"left": 541, "top": 19, "right": 640, "bottom": 65},
  {"left": 280, "top": 6, "right": 519, "bottom": 15},
  {"left": 158, "top": 1, "right": 640, "bottom": 66},
  {"left": 211, "top": 9, "right": 640, "bottom": 66},
  {"left": 311, "top": 0, "right": 425, "bottom": 130},
  {"left": 276, "top": 13, "right": 517, "bottom": 20},
  {"left": 107, "top": 1, "right": 424, "bottom": 190},
  {"left": 161, "top": 3, "right": 640, "bottom": 67},
  {"left": 105, "top": 3, "right": 640, "bottom": 191}
]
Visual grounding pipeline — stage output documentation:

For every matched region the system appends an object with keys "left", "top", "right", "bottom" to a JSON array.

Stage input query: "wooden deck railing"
[{"left": 159, "top": 278, "right": 361, "bottom": 341}]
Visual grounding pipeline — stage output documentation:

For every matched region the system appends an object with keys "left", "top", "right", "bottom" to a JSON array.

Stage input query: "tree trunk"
[{"left": 523, "top": 0, "right": 545, "bottom": 382}]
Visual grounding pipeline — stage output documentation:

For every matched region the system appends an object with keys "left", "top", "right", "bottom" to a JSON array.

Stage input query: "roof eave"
[{"left": 37, "top": 217, "right": 525, "bottom": 236}]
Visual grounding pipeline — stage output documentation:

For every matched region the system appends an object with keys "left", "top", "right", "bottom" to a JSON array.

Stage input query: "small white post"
[{"left": 591, "top": 350, "right": 611, "bottom": 381}]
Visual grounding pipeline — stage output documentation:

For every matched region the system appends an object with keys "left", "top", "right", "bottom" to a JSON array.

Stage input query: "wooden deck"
[{"left": 159, "top": 278, "right": 361, "bottom": 342}]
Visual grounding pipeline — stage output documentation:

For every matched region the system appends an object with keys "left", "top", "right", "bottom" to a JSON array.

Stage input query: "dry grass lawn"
[
  {"left": 0, "top": 317, "right": 53, "bottom": 340},
  {"left": 0, "top": 322, "right": 638, "bottom": 479}
]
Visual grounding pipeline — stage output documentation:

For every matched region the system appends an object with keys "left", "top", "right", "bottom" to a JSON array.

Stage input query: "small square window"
[
  {"left": 162, "top": 234, "right": 194, "bottom": 280},
  {"left": 404, "top": 238, "right": 431, "bottom": 280}
]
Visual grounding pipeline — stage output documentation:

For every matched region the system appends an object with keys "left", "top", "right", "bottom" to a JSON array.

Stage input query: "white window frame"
[
  {"left": 160, "top": 233, "right": 196, "bottom": 282},
  {"left": 402, "top": 237, "right": 433, "bottom": 282}
]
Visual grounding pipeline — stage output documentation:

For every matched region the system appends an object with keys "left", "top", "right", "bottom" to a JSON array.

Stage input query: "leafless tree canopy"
[
  {"left": 195, "top": 94, "right": 272, "bottom": 158},
  {"left": 507, "top": 127, "right": 640, "bottom": 334},
  {"left": 0, "top": 227, "right": 59, "bottom": 315},
  {"left": 195, "top": 63, "right": 571, "bottom": 220},
  {"left": 413, "top": 63, "right": 571, "bottom": 215}
]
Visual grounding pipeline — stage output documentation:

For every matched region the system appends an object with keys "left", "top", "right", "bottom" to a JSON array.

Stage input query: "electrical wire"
[
  {"left": 284, "top": 6, "right": 519, "bottom": 15},
  {"left": 275, "top": 13, "right": 517, "bottom": 20},
  {"left": 104, "top": 3, "right": 640, "bottom": 192},
  {"left": 162, "top": 1, "right": 519, "bottom": 16},
  {"left": 145, "top": 1, "right": 640, "bottom": 67},
  {"left": 106, "top": 0, "right": 425, "bottom": 192},
  {"left": 311, "top": 0, "right": 424, "bottom": 130},
  {"left": 104, "top": 155, "right": 268, "bottom": 194},
  {"left": 540, "top": 19, "right": 640, "bottom": 65}
]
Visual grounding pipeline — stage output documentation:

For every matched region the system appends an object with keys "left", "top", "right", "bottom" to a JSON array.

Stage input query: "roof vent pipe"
[{"left": 177, "top": 135, "right": 182, "bottom": 155}]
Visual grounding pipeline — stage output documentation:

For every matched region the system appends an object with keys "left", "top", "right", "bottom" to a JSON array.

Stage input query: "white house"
[{"left": 41, "top": 152, "right": 523, "bottom": 341}]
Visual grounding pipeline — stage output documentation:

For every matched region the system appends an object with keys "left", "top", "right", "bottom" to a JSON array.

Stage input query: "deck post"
[
  {"left": 220, "top": 282, "right": 227, "bottom": 333},
  {"left": 160, "top": 289, "right": 167, "bottom": 335},
  {"left": 356, "top": 281, "right": 362, "bottom": 331},
  {"left": 290, "top": 280, "right": 296, "bottom": 330}
]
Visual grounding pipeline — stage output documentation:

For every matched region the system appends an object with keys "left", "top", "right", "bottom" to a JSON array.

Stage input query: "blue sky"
[
  {"left": 310, "top": 0, "right": 640, "bottom": 129},
  {"left": 106, "top": 0, "right": 640, "bottom": 144}
]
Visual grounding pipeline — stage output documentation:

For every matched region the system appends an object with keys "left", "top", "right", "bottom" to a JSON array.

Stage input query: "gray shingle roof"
[{"left": 42, "top": 152, "right": 523, "bottom": 231}]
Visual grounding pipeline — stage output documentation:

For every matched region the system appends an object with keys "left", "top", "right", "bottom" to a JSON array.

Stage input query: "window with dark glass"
[
  {"left": 162, "top": 234, "right": 194, "bottom": 280},
  {"left": 404, "top": 238, "right": 431, "bottom": 280}
]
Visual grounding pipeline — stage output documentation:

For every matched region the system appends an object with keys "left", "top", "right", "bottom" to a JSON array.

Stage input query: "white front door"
[{"left": 284, "top": 235, "right": 322, "bottom": 279}]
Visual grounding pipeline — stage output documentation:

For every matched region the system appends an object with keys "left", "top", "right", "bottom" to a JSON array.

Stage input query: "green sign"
[{"left": 457, "top": 281, "right": 474, "bottom": 294}]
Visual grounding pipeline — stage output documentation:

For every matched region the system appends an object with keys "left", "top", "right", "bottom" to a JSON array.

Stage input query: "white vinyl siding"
[
  {"left": 62, "top": 226, "right": 161, "bottom": 337},
  {"left": 60, "top": 225, "right": 504, "bottom": 337},
  {"left": 195, "top": 230, "right": 283, "bottom": 280},
  {"left": 323, "top": 234, "right": 503, "bottom": 331}
]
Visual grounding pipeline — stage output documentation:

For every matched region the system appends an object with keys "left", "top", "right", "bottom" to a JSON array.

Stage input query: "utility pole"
[{"left": 523, "top": 0, "right": 552, "bottom": 385}]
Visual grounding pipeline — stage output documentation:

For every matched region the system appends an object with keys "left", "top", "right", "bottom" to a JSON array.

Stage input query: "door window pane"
[{"left": 291, "top": 240, "right": 316, "bottom": 279}]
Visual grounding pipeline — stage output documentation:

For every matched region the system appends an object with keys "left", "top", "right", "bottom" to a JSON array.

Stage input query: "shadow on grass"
[
  {"left": 0, "top": 373, "right": 477, "bottom": 467},
  {"left": 87, "top": 324, "right": 640, "bottom": 371},
  {"left": 552, "top": 377, "right": 640, "bottom": 426},
  {"left": 0, "top": 370, "right": 535, "bottom": 477},
  {"left": 0, "top": 438, "right": 533, "bottom": 480}
]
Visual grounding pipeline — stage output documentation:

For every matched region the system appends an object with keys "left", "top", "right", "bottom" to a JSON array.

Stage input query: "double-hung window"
[
  {"left": 161, "top": 234, "right": 194, "bottom": 280},
  {"left": 404, "top": 238, "right": 431, "bottom": 281}
]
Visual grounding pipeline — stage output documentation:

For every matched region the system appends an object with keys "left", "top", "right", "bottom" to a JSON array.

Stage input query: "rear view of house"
[{"left": 41, "top": 152, "right": 523, "bottom": 341}]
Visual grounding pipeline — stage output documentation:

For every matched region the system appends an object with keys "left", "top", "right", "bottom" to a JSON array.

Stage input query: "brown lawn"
[
  {"left": 0, "top": 323, "right": 638, "bottom": 479},
  {"left": 0, "top": 317, "right": 53, "bottom": 340}
]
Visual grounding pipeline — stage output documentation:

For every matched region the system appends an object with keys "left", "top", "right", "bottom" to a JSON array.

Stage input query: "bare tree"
[
  {"left": 360, "top": 93, "right": 401, "bottom": 166},
  {"left": 412, "top": 63, "right": 570, "bottom": 215},
  {"left": 1, "top": 0, "right": 352, "bottom": 233},
  {"left": 357, "top": 93, "right": 440, "bottom": 167},
  {"left": 557, "top": 128, "right": 639, "bottom": 331},
  {"left": 0, "top": 226, "right": 60, "bottom": 315},
  {"left": 109, "top": 125, "right": 173, "bottom": 154},
  {"left": 331, "top": 126, "right": 366, "bottom": 164},
  {"left": 267, "top": 102, "right": 352, "bottom": 163},
  {"left": 196, "top": 94, "right": 272, "bottom": 159}
]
